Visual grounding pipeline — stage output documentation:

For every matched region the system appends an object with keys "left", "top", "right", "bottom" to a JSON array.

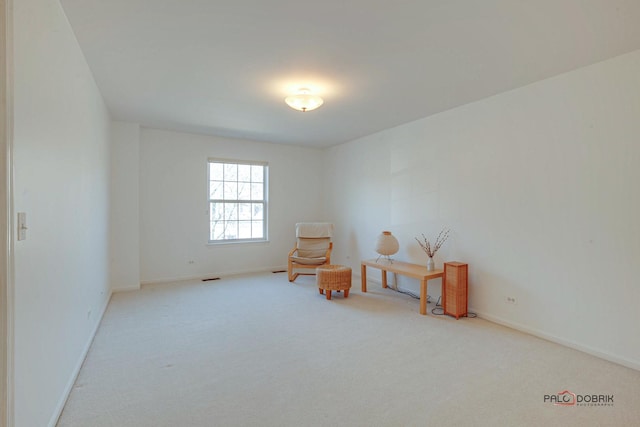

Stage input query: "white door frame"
[{"left": 1, "top": 0, "right": 14, "bottom": 426}]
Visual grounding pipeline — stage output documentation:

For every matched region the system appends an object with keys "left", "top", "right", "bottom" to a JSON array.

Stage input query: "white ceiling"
[{"left": 60, "top": 0, "right": 640, "bottom": 148}]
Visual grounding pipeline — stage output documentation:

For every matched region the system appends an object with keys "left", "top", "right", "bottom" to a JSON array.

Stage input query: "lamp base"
[{"left": 376, "top": 254, "right": 395, "bottom": 264}]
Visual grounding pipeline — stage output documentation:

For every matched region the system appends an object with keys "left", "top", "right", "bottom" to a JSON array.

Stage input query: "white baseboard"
[
  {"left": 111, "top": 284, "right": 141, "bottom": 293},
  {"left": 359, "top": 267, "right": 639, "bottom": 371},
  {"left": 139, "top": 265, "right": 288, "bottom": 286},
  {"left": 49, "top": 290, "right": 113, "bottom": 427},
  {"left": 471, "top": 308, "right": 640, "bottom": 372}
]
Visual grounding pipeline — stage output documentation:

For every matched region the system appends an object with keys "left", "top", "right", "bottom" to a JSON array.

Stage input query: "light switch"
[{"left": 17, "top": 212, "right": 27, "bottom": 241}]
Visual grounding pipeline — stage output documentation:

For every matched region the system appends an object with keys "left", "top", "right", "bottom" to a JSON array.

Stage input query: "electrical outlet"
[
  {"left": 188, "top": 260, "right": 195, "bottom": 264},
  {"left": 506, "top": 296, "right": 517, "bottom": 305}
]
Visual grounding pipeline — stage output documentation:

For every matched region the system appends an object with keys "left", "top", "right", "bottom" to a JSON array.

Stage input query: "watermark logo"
[
  {"left": 544, "top": 390, "right": 576, "bottom": 406},
  {"left": 544, "top": 390, "right": 614, "bottom": 407}
]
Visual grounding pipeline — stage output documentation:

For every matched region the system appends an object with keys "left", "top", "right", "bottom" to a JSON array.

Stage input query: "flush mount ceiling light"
[{"left": 285, "top": 88, "right": 324, "bottom": 112}]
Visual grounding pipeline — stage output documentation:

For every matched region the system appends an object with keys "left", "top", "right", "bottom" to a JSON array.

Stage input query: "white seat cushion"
[
  {"left": 296, "top": 237, "right": 330, "bottom": 258},
  {"left": 290, "top": 256, "right": 327, "bottom": 265},
  {"left": 296, "top": 223, "right": 334, "bottom": 238}
]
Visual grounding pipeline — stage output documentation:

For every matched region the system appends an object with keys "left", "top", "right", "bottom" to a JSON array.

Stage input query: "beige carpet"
[{"left": 57, "top": 272, "right": 640, "bottom": 427}]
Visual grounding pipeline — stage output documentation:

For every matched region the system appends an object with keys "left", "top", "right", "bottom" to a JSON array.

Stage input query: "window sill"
[{"left": 206, "top": 240, "right": 270, "bottom": 247}]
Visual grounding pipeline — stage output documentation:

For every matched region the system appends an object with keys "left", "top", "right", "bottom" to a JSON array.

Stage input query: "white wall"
[
  {"left": 325, "top": 50, "right": 640, "bottom": 370},
  {"left": 13, "top": 0, "right": 112, "bottom": 425},
  {"left": 139, "top": 128, "right": 326, "bottom": 283},
  {"left": 110, "top": 122, "right": 140, "bottom": 291}
]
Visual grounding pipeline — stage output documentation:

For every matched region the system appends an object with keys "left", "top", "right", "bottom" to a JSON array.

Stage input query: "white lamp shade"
[{"left": 375, "top": 231, "right": 399, "bottom": 256}]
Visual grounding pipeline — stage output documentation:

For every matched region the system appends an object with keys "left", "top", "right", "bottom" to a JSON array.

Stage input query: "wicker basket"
[{"left": 316, "top": 265, "right": 352, "bottom": 300}]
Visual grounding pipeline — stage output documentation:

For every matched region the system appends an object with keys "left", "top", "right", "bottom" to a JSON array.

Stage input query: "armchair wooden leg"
[
  {"left": 326, "top": 290, "right": 332, "bottom": 300},
  {"left": 288, "top": 259, "right": 294, "bottom": 282},
  {"left": 288, "top": 260, "right": 299, "bottom": 282}
]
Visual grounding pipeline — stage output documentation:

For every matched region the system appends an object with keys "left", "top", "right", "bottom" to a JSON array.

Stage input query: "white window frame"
[{"left": 207, "top": 158, "right": 268, "bottom": 244}]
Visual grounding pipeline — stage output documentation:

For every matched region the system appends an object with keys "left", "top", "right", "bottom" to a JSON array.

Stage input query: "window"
[{"left": 208, "top": 159, "right": 268, "bottom": 243}]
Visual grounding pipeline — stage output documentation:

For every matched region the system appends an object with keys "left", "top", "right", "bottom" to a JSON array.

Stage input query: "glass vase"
[{"left": 426, "top": 257, "right": 435, "bottom": 271}]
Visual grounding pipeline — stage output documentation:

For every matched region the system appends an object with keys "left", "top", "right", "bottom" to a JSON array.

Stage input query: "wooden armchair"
[{"left": 288, "top": 223, "right": 334, "bottom": 282}]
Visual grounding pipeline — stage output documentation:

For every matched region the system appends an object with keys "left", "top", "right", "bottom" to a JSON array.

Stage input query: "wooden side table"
[
  {"left": 443, "top": 262, "right": 468, "bottom": 319},
  {"left": 361, "top": 259, "right": 444, "bottom": 315}
]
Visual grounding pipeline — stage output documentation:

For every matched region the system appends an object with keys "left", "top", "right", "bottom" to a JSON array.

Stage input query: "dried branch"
[{"left": 415, "top": 228, "right": 450, "bottom": 258}]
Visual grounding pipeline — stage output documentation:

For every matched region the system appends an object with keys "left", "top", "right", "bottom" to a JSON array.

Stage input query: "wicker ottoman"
[{"left": 316, "top": 265, "right": 352, "bottom": 300}]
